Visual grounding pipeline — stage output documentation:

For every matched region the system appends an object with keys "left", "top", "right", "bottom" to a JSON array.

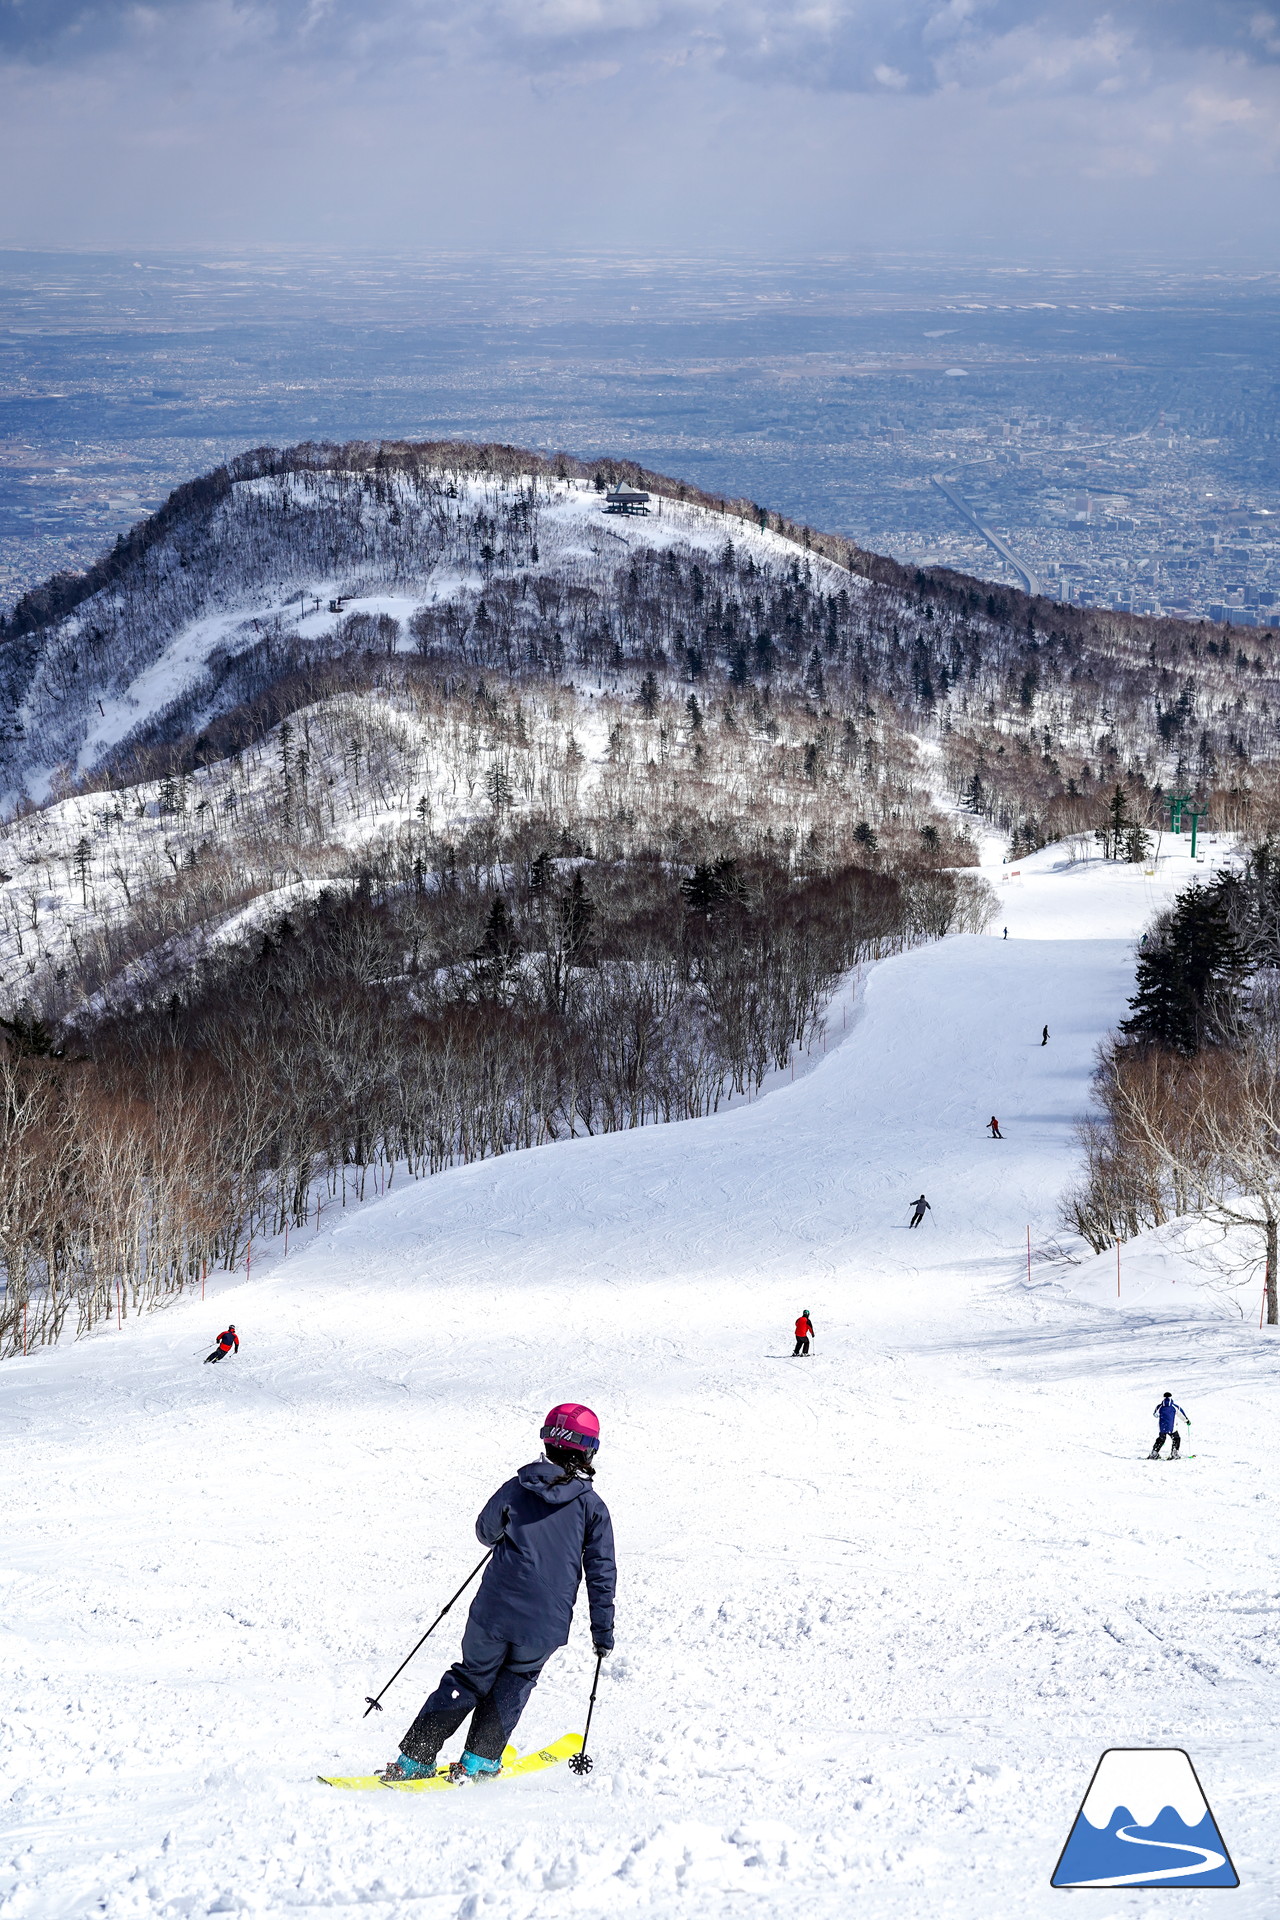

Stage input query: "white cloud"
[
  {"left": 1186, "top": 84, "right": 1261, "bottom": 127},
  {"left": 7, "top": 2, "right": 1280, "bottom": 93},
  {"left": 1, "top": 0, "right": 1278, "bottom": 254}
]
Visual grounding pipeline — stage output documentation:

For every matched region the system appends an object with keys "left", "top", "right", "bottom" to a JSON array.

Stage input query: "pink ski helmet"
[{"left": 540, "top": 1402, "right": 600, "bottom": 1454}]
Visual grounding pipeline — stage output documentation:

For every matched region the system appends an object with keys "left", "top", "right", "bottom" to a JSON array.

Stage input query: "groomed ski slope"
[{"left": 5, "top": 839, "right": 1280, "bottom": 1920}]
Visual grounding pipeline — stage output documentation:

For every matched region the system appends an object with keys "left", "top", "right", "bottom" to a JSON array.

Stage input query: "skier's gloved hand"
[{"left": 593, "top": 1644, "right": 612, "bottom": 1658}]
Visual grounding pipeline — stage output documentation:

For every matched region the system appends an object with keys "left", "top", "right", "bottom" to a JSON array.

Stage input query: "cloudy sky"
[{"left": 2, "top": 0, "right": 1279, "bottom": 257}]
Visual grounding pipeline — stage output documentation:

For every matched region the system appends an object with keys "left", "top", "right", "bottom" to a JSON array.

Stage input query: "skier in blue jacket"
[
  {"left": 377, "top": 1403, "right": 616, "bottom": 1783},
  {"left": 1149, "top": 1392, "right": 1190, "bottom": 1458}
]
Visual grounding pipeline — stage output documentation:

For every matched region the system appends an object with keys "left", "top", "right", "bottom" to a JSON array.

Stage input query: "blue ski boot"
[
  {"left": 376, "top": 1752, "right": 437, "bottom": 1783},
  {"left": 448, "top": 1750, "right": 502, "bottom": 1783}
]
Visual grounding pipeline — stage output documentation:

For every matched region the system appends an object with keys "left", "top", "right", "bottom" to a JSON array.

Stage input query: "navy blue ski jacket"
[
  {"left": 1155, "top": 1400, "right": 1188, "bottom": 1433},
  {"left": 469, "top": 1459, "right": 616, "bottom": 1652}
]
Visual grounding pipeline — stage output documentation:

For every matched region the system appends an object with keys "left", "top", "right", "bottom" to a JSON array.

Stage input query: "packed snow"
[{"left": 4, "top": 837, "right": 1279, "bottom": 1919}]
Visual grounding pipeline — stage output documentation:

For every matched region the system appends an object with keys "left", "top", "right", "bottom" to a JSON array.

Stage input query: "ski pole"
[
  {"left": 362, "top": 1548, "right": 493, "bottom": 1716},
  {"left": 568, "top": 1650, "right": 604, "bottom": 1776}
]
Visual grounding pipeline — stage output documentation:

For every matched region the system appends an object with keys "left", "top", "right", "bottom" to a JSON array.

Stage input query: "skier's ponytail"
[{"left": 545, "top": 1443, "right": 595, "bottom": 1484}]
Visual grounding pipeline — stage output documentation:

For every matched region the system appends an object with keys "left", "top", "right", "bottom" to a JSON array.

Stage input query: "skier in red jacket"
[
  {"left": 205, "top": 1325, "right": 238, "bottom": 1363},
  {"left": 793, "top": 1312, "right": 814, "bottom": 1357}
]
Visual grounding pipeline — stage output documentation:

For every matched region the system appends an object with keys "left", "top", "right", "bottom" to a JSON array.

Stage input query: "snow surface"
[{"left": 5, "top": 843, "right": 1280, "bottom": 1919}]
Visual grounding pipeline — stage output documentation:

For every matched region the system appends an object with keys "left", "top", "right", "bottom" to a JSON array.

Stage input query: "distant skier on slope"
[
  {"left": 204, "top": 1325, "right": 238, "bottom": 1363},
  {"left": 909, "top": 1194, "right": 930, "bottom": 1228},
  {"left": 793, "top": 1311, "right": 814, "bottom": 1356},
  {"left": 988, "top": 1116, "right": 1003, "bottom": 1138},
  {"left": 1042, "top": 1024, "right": 1050, "bottom": 1046},
  {"left": 376, "top": 1402, "right": 616, "bottom": 1785},
  {"left": 1149, "top": 1392, "right": 1190, "bottom": 1458}
]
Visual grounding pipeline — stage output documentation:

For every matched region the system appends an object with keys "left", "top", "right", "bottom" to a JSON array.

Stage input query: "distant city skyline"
[
  {"left": 2, "top": 2, "right": 1279, "bottom": 260},
  {"left": 2, "top": 251, "right": 1277, "bottom": 624}
]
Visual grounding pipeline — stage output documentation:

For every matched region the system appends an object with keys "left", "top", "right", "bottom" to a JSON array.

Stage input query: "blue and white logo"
[{"left": 1051, "top": 1749, "right": 1238, "bottom": 1888}]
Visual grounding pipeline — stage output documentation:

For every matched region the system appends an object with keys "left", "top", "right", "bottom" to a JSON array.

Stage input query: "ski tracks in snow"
[{"left": 4, "top": 845, "right": 1280, "bottom": 1916}]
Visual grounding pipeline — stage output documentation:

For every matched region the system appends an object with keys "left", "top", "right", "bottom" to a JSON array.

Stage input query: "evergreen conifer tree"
[
  {"left": 1123, "top": 823, "right": 1151, "bottom": 864},
  {"left": 1121, "top": 879, "right": 1247, "bottom": 1052},
  {"left": 471, "top": 896, "right": 521, "bottom": 997},
  {"left": 559, "top": 871, "right": 595, "bottom": 967},
  {"left": 680, "top": 857, "right": 746, "bottom": 917},
  {"left": 1095, "top": 784, "right": 1133, "bottom": 859}
]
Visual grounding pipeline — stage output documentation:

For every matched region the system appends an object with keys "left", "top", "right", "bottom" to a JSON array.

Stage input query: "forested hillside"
[
  {"left": 2, "top": 435, "right": 1278, "bottom": 1356},
  {"left": 3, "top": 439, "right": 1279, "bottom": 844},
  {"left": 0, "top": 440, "right": 995, "bottom": 1356}
]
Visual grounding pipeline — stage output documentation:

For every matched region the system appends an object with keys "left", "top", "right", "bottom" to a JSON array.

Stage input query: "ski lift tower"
[{"left": 1184, "top": 801, "right": 1209, "bottom": 858}]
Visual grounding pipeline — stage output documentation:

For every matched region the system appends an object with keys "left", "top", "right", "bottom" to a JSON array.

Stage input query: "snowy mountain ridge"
[
  {"left": 0, "top": 451, "right": 855, "bottom": 809},
  {"left": 9, "top": 435, "right": 1277, "bottom": 861}
]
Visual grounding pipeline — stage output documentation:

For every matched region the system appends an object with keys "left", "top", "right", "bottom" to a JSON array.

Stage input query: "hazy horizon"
[{"left": 3, "top": 248, "right": 1277, "bottom": 626}]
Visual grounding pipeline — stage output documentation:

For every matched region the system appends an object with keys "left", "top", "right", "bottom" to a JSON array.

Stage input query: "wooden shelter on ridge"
[{"left": 604, "top": 482, "right": 651, "bottom": 515}]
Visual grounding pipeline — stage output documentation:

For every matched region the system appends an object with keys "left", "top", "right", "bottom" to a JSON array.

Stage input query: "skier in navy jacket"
[
  {"left": 1149, "top": 1392, "right": 1190, "bottom": 1457},
  {"left": 378, "top": 1402, "right": 616, "bottom": 1783}
]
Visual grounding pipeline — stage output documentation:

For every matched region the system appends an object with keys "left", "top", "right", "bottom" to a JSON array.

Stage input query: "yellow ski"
[{"left": 318, "top": 1733, "right": 583, "bottom": 1791}]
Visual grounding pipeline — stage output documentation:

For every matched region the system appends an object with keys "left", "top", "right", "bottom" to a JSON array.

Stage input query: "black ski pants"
[
  {"left": 909, "top": 1211, "right": 926, "bottom": 1228},
  {"left": 793, "top": 1336, "right": 811, "bottom": 1355},
  {"left": 401, "top": 1617, "right": 557, "bottom": 1766},
  {"left": 205, "top": 1347, "right": 232, "bottom": 1363},
  {"left": 1151, "top": 1430, "right": 1181, "bottom": 1456}
]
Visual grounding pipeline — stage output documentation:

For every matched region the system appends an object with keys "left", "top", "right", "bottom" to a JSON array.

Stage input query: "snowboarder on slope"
[
  {"left": 376, "top": 1402, "right": 616, "bottom": 1784},
  {"left": 988, "top": 1116, "right": 1003, "bottom": 1138},
  {"left": 205, "top": 1325, "right": 238, "bottom": 1363},
  {"left": 909, "top": 1194, "right": 930, "bottom": 1228},
  {"left": 1149, "top": 1392, "right": 1190, "bottom": 1458},
  {"left": 793, "top": 1311, "right": 814, "bottom": 1356}
]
